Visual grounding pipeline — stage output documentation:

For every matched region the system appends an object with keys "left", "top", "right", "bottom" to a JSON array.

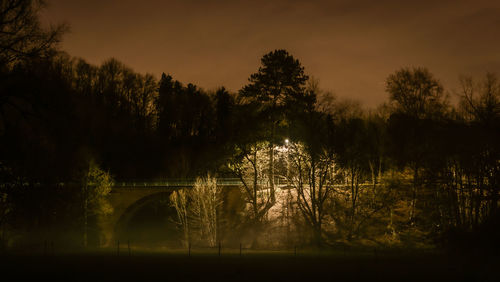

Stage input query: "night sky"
[{"left": 42, "top": 0, "right": 500, "bottom": 107}]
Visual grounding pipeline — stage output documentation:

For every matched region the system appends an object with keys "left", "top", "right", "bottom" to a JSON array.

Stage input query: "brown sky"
[{"left": 42, "top": 0, "right": 500, "bottom": 107}]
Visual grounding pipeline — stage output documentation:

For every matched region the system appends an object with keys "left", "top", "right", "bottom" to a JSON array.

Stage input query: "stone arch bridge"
[{"left": 98, "top": 178, "right": 281, "bottom": 247}]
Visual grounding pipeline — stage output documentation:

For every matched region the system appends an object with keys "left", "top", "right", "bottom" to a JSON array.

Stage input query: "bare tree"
[
  {"left": 190, "top": 175, "right": 221, "bottom": 247},
  {"left": 230, "top": 142, "right": 274, "bottom": 224},
  {"left": 288, "top": 142, "right": 335, "bottom": 245},
  {"left": 0, "top": 0, "right": 66, "bottom": 66},
  {"left": 133, "top": 73, "right": 157, "bottom": 132},
  {"left": 386, "top": 67, "right": 447, "bottom": 119},
  {"left": 170, "top": 189, "right": 189, "bottom": 247},
  {"left": 459, "top": 73, "right": 500, "bottom": 124},
  {"left": 386, "top": 67, "right": 448, "bottom": 224},
  {"left": 450, "top": 73, "right": 500, "bottom": 227}
]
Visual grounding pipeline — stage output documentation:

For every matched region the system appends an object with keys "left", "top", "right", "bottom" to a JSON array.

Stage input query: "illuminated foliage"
[
  {"left": 190, "top": 175, "right": 221, "bottom": 247},
  {"left": 170, "top": 189, "right": 189, "bottom": 247},
  {"left": 81, "top": 159, "right": 114, "bottom": 247},
  {"left": 287, "top": 142, "right": 336, "bottom": 245}
]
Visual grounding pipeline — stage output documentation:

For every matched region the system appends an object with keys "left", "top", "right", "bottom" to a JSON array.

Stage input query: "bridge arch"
[
  {"left": 114, "top": 191, "right": 181, "bottom": 247},
  {"left": 98, "top": 187, "right": 182, "bottom": 247},
  {"left": 97, "top": 179, "right": 246, "bottom": 248}
]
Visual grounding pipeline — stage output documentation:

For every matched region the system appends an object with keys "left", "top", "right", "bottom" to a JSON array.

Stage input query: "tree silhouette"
[
  {"left": 386, "top": 67, "right": 449, "bottom": 225},
  {"left": 240, "top": 49, "right": 309, "bottom": 209},
  {"left": 0, "top": 0, "right": 66, "bottom": 66},
  {"left": 386, "top": 67, "right": 447, "bottom": 119}
]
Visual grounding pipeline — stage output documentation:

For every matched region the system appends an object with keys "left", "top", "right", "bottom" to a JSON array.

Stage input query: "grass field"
[{"left": 0, "top": 248, "right": 497, "bottom": 281}]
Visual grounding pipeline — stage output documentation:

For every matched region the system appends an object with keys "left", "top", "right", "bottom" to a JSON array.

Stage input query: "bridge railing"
[{"left": 113, "top": 178, "right": 291, "bottom": 188}]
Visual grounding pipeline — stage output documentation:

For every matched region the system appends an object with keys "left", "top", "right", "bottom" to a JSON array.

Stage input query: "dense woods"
[{"left": 0, "top": 0, "right": 499, "bottom": 253}]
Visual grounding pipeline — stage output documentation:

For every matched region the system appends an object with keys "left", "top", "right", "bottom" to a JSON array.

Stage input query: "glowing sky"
[{"left": 42, "top": 0, "right": 500, "bottom": 107}]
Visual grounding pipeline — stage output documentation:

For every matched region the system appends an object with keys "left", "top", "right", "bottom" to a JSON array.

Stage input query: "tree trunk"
[
  {"left": 410, "top": 166, "right": 419, "bottom": 225},
  {"left": 313, "top": 222, "right": 322, "bottom": 247},
  {"left": 83, "top": 190, "right": 88, "bottom": 248},
  {"left": 268, "top": 116, "right": 278, "bottom": 206},
  {"left": 269, "top": 140, "right": 275, "bottom": 203},
  {"left": 83, "top": 164, "right": 90, "bottom": 248},
  {"left": 350, "top": 168, "right": 357, "bottom": 230}
]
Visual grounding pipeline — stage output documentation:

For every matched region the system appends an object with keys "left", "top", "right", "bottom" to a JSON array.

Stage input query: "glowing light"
[{"left": 285, "top": 138, "right": 289, "bottom": 144}]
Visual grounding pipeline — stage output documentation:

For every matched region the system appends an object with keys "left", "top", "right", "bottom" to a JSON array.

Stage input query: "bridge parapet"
[{"left": 113, "top": 178, "right": 290, "bottom": 188}]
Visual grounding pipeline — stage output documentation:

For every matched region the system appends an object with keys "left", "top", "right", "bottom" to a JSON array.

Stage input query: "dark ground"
[{"left": 0, "top": 250, "right": 498, "bottom": 281}]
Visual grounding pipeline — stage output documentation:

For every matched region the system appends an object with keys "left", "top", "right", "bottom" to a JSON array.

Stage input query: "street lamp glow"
[{"left": 285, "top": 138, "right": 289, "bottom": 144}]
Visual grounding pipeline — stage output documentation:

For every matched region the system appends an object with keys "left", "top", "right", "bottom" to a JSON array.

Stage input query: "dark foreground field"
[{"left": 0, "top": 249, "right": 498, "bottom": 281}]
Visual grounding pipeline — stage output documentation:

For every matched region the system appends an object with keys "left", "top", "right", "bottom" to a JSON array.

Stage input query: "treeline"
[
  {"left": 163, "top": 52, "right": 499, "bottom": 250},
  {"left": 1, "top": 55, "right": 234, "bottom": 180},
  {"left": 0, "top": 50, "right": 244, "bottom": 248}
]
